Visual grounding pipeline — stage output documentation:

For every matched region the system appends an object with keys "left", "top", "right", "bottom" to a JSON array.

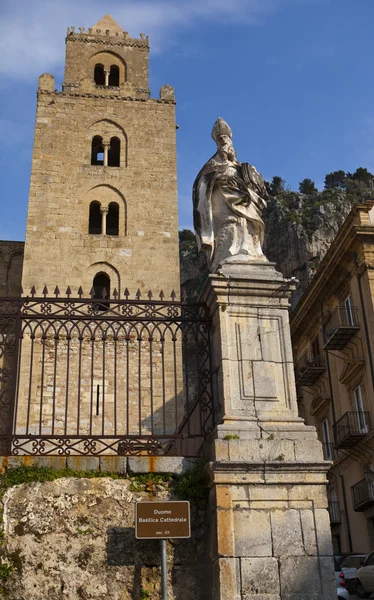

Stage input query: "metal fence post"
[{"left": 161, "top": 539, "right": 167, "bottom": 600}]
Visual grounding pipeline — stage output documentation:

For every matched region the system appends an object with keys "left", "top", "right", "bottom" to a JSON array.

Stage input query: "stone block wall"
[
  {"left": 210, "top": 469, "right": 335, "bottom": 600},
  {"left": 64, "top": 27, "right": 149, "bottom": 93},
  {"left": 22, "top": 89, "right": 179, "bottom": 296}
]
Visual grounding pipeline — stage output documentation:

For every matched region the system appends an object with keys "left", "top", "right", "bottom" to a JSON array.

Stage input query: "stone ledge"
[
  {"left": 1, "top": 455, "right": 197, "bottom": 475},
  {"left": 1, "top": 456, "right": 126, "bottom": 473},
  {"left": 211, "top": 460, "right": 330, "bottom": 472},
  {"left": 209, "top": 461, "right": 330, "bottom": 485},
  {"left": 128, "top": 456, "right": 198, "bottom": 474}
]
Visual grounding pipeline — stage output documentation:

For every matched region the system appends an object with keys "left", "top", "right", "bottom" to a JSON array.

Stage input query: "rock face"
[
  {"left": 2, "top": 477, "right": 208, "bottom": 600},
  {"left": 262, "top": 191, "right": 355, "bottom": 306},
  {"left": 179, "top": 191, "right": 359, "bottom": 307}
]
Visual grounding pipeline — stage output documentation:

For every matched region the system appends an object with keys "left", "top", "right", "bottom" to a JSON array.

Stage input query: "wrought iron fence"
[{"left": 0, "top": 291, "right": 214, "bottom": 457}]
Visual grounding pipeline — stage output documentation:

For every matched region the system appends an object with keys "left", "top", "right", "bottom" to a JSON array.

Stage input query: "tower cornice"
[
  {"left": 37, "top": 89, "right": 176, "bottom": 105},
  {"left": 66, "top": 29, "right": 149, "bottom": 49}
]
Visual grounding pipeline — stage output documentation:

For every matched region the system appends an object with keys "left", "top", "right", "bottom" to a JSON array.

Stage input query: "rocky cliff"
[
  {"left": 180, "top": 169, "right": 374, "bottom": 307},
  {"left": 262, "top": 190, "right": 354, "bottom": 307}
]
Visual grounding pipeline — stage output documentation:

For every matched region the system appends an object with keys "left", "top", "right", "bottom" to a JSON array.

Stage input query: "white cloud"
[{"left": 0, "top": 0, "right": 322, "bottom": 81}]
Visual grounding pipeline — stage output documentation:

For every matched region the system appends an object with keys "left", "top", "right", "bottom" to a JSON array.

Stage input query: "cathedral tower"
[{"left": 22, "top": 14, "right": 179, "bottom": 297}]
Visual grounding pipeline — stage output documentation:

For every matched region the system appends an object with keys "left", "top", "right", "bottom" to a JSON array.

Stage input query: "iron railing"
[
  {"left": 333, "top": 411, "right": 370, "bottom": 449},
  {"left": 0, "top": 291, "right": 214, "bottom": 457},
  {"left": 323, "top": 306, "right": 360, "bottom": 350},
  {"left": 328, "top": 500, "right": 341, "bottom": 524},
  {"left": 295, "top": 351, "right": 326, "bottom": 386},
  {"left": 352, "top": 473, "right": 374, "bottom": 511}
]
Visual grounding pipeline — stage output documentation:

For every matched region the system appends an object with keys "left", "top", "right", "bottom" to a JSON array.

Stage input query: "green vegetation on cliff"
[
  {"left": 179, "top": 167, "right": 374, "bottom": 305},
  {"left": 265, "top": 167, "right": 374, "bottom": 239}
]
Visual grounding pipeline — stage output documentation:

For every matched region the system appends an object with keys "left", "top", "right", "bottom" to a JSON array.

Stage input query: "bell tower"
[{"left": 22, "top": 14, "right": 179, "bottom": 296}]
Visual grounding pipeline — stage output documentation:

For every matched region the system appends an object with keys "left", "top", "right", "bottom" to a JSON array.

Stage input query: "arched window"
[
  {"left": 106, "top": 202, "right": 119, "bottom": 236},
  {"left": 89, "top": 201, "right": 102, "bottom": 234},
  {"left": 93, "top": 273, "right": 110, "bottom": 309},
  {"left": 108, "top": 137, "right": 120, "bottom": 167},
  {"left": 91, "top": 136, "right": 104, "bottom": 165},
  {"left": 108, "top": 65, "right": 119, "bottom": 87},
  {"left": 94, "top": 64, "right": 105, "bottom": 85}
]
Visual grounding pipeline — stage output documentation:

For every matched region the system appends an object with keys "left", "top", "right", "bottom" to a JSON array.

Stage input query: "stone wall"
[
  {"left": 22, "top": 87, "right": 179, "bottom": 296},
  {"left": 0, "top": 459, "right": 209, "bottom": 600}
]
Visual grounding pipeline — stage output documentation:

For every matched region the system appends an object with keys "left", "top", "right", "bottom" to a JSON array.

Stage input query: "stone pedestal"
[{"left": 201, "top": 263, "right": 335, "bottom": 600}]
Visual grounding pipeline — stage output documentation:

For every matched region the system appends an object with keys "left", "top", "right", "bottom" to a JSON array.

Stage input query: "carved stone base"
[
  {"left": 209, "top": 460, "right": 335, "bottom": 600},
  {"left": 201, "top": 269, "right": 335, "bottom": 599},
  {"left": 217, "top": 257, "right": 281, "bottom": 280}
]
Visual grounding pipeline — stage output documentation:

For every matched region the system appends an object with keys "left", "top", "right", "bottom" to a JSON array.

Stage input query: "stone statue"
[{"left": 193, "top": 118, "right": 269, "bottom": 273}]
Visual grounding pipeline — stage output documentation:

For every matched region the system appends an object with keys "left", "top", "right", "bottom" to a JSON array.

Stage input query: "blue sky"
[{"left": 1, "top": 0, "right": 373, "bottom": 240}]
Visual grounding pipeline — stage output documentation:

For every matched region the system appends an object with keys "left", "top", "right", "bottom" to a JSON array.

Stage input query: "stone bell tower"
[{"left": 22, "top": 14, "right": 179, "bottom": 297}]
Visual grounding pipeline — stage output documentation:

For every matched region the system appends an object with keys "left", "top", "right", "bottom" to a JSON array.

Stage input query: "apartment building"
[{"left": 291, "top": 201, "right": 374, "bottom": 553}]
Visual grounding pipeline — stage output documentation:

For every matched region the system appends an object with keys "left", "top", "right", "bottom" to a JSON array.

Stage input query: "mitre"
[{"left": 211, "top": 117, "right": 232, "bottom": 143}]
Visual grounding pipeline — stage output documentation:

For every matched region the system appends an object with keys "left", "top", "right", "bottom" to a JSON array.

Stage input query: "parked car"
[
  {"left": 356, "top": 551, "right": 374, "bottom": 598},
  {"left": 334, "top": 553, "right": 367, "bottom": 593},
  {"left": 337, "top": 586, "right": 350, "bottom": 600},
  {"left": 335, "top": 557, "right": 350, "bottom": 599}
]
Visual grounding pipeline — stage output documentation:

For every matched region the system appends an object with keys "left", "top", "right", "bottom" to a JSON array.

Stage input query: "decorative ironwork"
[
  {"left": 352, "top": 473, "right": 374, "bottom": 511},
  {"left": 333, "top": 411, "right": 370, "bottom": 449},
  {"left": 294, "top": 351, "right": 326, "bottom": 386},
  {"left": 0, "top": 293, "right": 214, "bottom": 457},
  {"left": 323, "top": 306, "right": 360, "bottom": 350}
]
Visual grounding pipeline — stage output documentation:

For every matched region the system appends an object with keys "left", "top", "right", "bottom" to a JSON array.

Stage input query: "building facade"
[
  {"left": 20, "top": 13, "right": 180, "bottom": 297},
  {"left": 291, "top": 201, "right": 374, "bottom": 554}
]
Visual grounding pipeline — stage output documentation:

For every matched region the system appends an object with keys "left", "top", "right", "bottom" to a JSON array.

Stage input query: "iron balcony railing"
[
  {"left": 323, "top": 306, "right": 360, "bottom": 350},
  {"left": 333, "top": 411, "right": 370, "bottom": 449},
  {"left": 328, "top": 500, "right": 341, "bottom": 524},
  {"left": 295, "top": 351, "right": 326, "bottom": 386},
  {"left": 352, "top": 473, "right": 374, "bottom": 511}
]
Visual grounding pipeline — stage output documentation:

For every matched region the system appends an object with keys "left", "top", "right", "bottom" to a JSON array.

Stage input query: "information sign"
[{"left": 135, "top": 501, "right": 191, "bottom": 539}]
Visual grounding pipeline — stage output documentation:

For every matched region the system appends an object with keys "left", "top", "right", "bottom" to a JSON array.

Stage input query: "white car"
[
  {"left": 335, "top": 553, "right": 367, "bottom": 593},
  {"left": 356, "top": 551, "right": 374, "bottom": 598}
]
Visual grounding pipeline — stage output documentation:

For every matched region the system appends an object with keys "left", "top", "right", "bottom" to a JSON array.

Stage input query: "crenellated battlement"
[
  {"left": 66, "top": 27, "right": 149, "bottom": 46},
  {"left": 66, "top": 14, "right": 149, "bottom": 47}
]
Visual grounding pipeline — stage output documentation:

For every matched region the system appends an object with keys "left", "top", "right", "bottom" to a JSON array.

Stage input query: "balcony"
[
  {"left": 333, "top": 411, "right": 370, "bottom": 449},
  {"left": 328, "top": 500, "right": 341, "bottom": 524},
  {"left": 323, "top": 306, "right": 360, "bottom": 350},
  {"left": 295, "top": 351, "right": 326, "bottom": 386},
  {"left": 352, "top": 474, "right": 374, "bottom": 511}
]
